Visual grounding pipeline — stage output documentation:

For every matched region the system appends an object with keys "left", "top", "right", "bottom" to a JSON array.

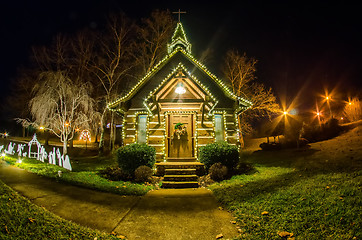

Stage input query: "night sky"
[{"left": 1, "top": 1, "right": 362, "bottom": 119}]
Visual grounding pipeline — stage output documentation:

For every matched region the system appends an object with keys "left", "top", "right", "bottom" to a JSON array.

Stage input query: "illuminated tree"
[
  {"left": 16, "top": 33, "right": 98, "bottom": 154},
  {"left": 91, "top": 10, "right": 175, "bottom": 152},
  {"left": 18, "top": 71, "right": 95, "bottom": 155},
  {"left": 223, "top": 50, "right": 280, "bottom": 145},
  {"left": 343, "top": 97, "right": 362, "bottom": 122},
  {"left": 90, "top": 13, "right": 136, "bottom": 152}
]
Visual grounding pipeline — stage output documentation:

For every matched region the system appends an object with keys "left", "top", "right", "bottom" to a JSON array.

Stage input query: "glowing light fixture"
[{"left": 175, "top": 83, "right": 186, "bottom": 95}]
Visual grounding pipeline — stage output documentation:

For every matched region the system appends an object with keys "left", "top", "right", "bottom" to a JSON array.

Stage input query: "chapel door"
[{"left": 167, "top": 114, "right": 194, "bottom": 158}]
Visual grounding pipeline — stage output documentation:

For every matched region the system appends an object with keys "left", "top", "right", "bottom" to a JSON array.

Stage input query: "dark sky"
[{"left": 1, "top": 0, "right": 362, "bottom": 116}]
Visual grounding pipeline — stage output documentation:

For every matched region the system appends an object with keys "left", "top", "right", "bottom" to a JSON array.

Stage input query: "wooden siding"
[{"left": 121, "top": 109, "right": 238, "bottom": 162}]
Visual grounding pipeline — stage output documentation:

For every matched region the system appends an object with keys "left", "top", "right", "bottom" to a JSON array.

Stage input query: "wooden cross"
[{"left": 172, "top": 9, "right": 186, "bottom": 22}]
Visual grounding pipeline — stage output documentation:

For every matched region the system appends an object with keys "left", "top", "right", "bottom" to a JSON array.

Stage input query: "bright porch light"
[{"left": 175, "top": 83, "right": 186, "bottom": 95}]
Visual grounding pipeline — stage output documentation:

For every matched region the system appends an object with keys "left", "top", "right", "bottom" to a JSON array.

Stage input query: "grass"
[
  {"left": 210, "top": 126, "right": 362, "bottom": 239},
  {"left": 0, "top": 179, "right": 119, "bottom": 240},
  {"left": 4, "top": 155, "right": 154, "bottom": 196}
]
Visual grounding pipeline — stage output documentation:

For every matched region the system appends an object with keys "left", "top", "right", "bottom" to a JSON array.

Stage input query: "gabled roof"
[{"left": 108, "top": 23, "right": 252, "bottom": 111}]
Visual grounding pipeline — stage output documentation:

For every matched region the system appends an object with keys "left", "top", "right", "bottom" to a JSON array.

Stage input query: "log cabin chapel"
[{"left": 108, "top": 21, "right": 252, "bottom": 185}]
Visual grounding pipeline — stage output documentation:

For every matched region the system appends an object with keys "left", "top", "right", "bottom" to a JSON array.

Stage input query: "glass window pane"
[
  {"left": 137, "top": 115, "right": 147, "bottom": 143},
  {"left": 214, "top": 114, "right": 224, "bottom": 142}
]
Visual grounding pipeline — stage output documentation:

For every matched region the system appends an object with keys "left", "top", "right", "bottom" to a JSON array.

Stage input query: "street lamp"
[{"left": 325, "top": 95, "right": 333, "bottom": 119}]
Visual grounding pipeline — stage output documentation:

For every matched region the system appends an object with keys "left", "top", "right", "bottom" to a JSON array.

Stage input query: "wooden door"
[{"left": 167, "top": 114, "right": 194, "bottom": 158}]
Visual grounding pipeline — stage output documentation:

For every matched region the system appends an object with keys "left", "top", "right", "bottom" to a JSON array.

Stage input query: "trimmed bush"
[
  {"left": 199, "top": 141, "right": 239, "bottom": 171},
  {"left": 134, "top": 165, "right": 153, "bottom": 183},
  {"left": 116, "top": 143, "right": 156, "bottom": 175},
  {"left": 99, "top": 165, "right": 131, "bottom": 181},
  {"left": 209, "top": 163, "right": 228, "bottom": 182},
  {"left": 301, "top": 118, "right": 343, "bottom": 142}
]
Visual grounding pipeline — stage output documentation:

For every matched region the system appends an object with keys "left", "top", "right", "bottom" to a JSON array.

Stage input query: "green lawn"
[
  {"left": 4, "top": 155, "right": 154, "bottom": 196},
  {"left": 210, "top": 126, "right": 362, "bottom": 239},
  {"left": 0, "top": 179, "right": 119, "bottom": 240}
]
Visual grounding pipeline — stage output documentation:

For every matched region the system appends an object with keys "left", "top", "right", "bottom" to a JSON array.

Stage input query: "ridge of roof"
[{"left": 107, "top": 47, "right": 252, "bottom": 110}]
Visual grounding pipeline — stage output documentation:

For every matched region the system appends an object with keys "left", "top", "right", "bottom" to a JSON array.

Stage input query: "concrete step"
[
  {"left": 165, "top": 168, "right": 196, "bottom": 175},
  {"left": 164, "top": 175, "right": 198, "bottom": 182},
  {"left": 162, "top": 181, "right": 199, "bottom": 189},
  {"left": 156, "top": 162, "right": 205, "bottom": 176},
  {"left": 166, "top": 157, "right": 197, "bottom": 162}
]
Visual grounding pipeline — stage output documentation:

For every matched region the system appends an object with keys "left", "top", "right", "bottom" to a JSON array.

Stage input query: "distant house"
[{"left": 108, "top": 22, "right": 252, "bottom": 163}]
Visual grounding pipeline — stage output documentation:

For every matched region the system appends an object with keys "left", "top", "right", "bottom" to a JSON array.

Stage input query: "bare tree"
[
  {"left": 90, "top": 13, "right": 135, "bottom": 151},
  {"left": 17, "top": 71, "right": 95, "bottom": 155},
  {"left": 223, "top": 50, "right": 280, "bottom": 146},
  {"left": 15, "top": 31, "right": 100, "bottom": 153},
  {"left": 343, "top": 97, "right": 362, "bottom": 122},
  {"left": 134, "top": 9, "right": 175, "bottom": 76},
  {"left": 7, "top": 68, "right": 38, "bottom": 137}
]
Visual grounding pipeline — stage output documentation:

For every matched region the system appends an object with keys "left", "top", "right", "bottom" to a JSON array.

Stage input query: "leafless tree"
[
  {"left": 17, "top": 71, "right": 95, "bottom": 155},
  {"left": 223, "top": 50, "right": 280, "bottom": 146},
  {"left": 6, "top": 68, "right": 38, "bottom": 137},
  {"left": 343, "top": 97, "right": 362, "bottom": 122},
  {"left": 90, "top": 13, "right": 136, "bottom": 151},
  {"left": 134, "top": 9, "right": 175, "bottom": 76}
]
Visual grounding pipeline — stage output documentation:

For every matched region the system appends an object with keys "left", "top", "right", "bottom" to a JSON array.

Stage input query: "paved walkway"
[{"left": 0, "top": 160, "right": 237, "bottom": 239}]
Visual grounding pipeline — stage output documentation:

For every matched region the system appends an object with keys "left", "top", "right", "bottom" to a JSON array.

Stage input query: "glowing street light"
[{"left": 325, "top": 95, "right": 333, "bottom": 119}]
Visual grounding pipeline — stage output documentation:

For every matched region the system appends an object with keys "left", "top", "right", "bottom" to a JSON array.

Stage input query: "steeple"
[{"left": 167, "top": 22, "right": 192, "bottom": 54}]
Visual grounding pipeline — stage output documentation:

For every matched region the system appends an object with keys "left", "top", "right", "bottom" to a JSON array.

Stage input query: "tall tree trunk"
[
  {"left": 63, "top": 141, "right": 68, "bottom": 156},
  {"left": 98, "top": 108, "right": 107, "bottom": 154},
  {"left": 109, "top": 111, "right": 114, "bottom": 150},
  {"left": 98, "top": 125, "right": 105, "bottom": 153},
  {"left": 45, "top": 130, "right": 50, "bottom": 146},
  {"left": 94, "top": 127, "right": 99, "bottom": 143},
  {"left": 238, "top": 114, "right": 245, "bottom": 148}
]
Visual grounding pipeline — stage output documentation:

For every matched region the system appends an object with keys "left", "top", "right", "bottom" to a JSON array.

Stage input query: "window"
[
  {"left": 137, "top": 115, "right": 148, "bottom": 143},
  {"left": 214, "top": 114, "right": 224, "bottom": 142}
]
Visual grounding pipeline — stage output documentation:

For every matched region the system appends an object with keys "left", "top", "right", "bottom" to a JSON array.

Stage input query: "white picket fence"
[{"left": 0, "top": 134, "right": 72, "bottom": 171}]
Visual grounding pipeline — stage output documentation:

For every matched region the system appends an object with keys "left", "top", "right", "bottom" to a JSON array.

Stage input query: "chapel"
[{"left": 108, "top": 21, "right": 252, "bottom": 187}]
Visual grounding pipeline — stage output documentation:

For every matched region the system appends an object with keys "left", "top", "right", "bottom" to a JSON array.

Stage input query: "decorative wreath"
[{"left": 174, "top": 123, "right": 187, "bottom": 139}]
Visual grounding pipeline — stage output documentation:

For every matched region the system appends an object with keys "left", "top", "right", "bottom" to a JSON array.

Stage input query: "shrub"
[
  {"left": 199, "top": 142, "right": 239, "bottom": 171},
  {"left": 98, "top": 166, "right": 131, "bottom": 181},
  {"left": 116, "top": 143, "right": 156, "bottom": 175},
  {"left": 301, "top": 118, "right": 343, "bottom": 142},
  {"left": 134, "top": 165, "right": 154, "bottom": 183},
  {"left": 209, "top": 163, "right": 228, "bottom": 182}
]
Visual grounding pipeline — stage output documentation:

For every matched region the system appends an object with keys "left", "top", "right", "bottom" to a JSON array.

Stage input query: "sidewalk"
[{"left": 0, "top": 160, "right": 238, "bottom": 240}]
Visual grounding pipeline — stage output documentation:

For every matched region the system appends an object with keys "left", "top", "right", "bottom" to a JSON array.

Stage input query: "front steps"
[{"left": 156, "top": 160, "right": 204, "bottom": 189}]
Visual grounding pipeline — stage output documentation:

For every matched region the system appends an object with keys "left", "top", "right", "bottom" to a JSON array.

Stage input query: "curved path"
[{"left": 0, "top": 161, "right": 237, "bottom": 239}]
